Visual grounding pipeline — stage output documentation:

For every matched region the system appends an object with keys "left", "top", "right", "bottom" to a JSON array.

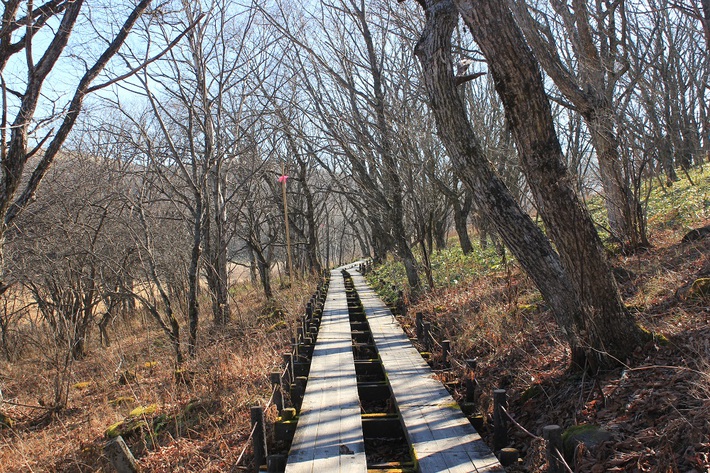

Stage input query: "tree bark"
[
  {"left": 205, "top": 168, "right": 231, "bottom": 326},
  {"left": 454, "top": 0, "right": 648, "bottom": 367},
  {"left": 416, "top": 0, "right": 648, "bottom": 368},
  {"left": 452, "top": 189, "right": 473, "bottom": 254},
  {"left": 415, "top": 0, "right": 582, "bottom": 349},
  {"left": 294, "top": 151, "right": 322, "bottom": 275},
  {"left": 249, "top": 241, "right": 273, "bottom": 300},
  {"left": 187, "top": 194, "right": 202, "bottom": 358}
]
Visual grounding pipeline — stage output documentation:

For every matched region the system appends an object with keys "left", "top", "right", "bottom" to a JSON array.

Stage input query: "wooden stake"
[
  {"left": 493, "top": 389, "right": 508, "bottom": 450},
  {"left": 251, "top": 406, "right": 267, "bottom": 468}
]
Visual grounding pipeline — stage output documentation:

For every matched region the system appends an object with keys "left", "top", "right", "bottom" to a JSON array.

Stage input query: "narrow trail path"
[
  {"left": 350, "top": 269, "right": 502, "bottom": 473},
  {"left": 285, "top": 269, "right": 367, "bottom": 472},
  {"left": 282, "top": 265, "right": 503, "bottom": 473}
]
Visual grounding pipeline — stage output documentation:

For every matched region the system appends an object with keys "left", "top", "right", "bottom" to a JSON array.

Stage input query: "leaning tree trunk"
[
  {"left": 415, "top": 0, "right": 583, "bottom": 349},
  {"left": 453, "top": 0, "right": 648, "bottom": 368},
  {"left": 509, "top": 0, "right": 648, "bottom": 253}
]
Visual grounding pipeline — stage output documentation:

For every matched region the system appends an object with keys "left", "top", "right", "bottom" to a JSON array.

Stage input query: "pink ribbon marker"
[{"left": 277, "top": 175, "right": 289, "bottom": 184}]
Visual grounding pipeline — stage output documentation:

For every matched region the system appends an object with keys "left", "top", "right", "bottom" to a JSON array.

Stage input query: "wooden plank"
[
  {"left": 350, "top": 270, "right": 504, "bottom": 473},
  {"left": 285, "top": 270, "right": 367, "bottom": 473}
]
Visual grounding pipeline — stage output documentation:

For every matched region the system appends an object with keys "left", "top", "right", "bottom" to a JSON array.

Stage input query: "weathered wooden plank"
[
  {"left": 350, "top": 270, "right": 504, "bottom": 473},
  {"left": 285, "top": 270, "right": 367, "bottom": 473}
]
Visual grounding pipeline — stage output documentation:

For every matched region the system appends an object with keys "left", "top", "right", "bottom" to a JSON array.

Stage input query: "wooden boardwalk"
[
  {"left": 285, "top": 269, "right": 367, "bottom": 473},
  {"left": 350, "top": 270, "right": 504, "bottom": 473}
]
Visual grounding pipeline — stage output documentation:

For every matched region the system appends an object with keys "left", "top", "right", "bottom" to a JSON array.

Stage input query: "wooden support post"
[
  {"left": 397, "top": 290, "right": 406, "bottom": 317},
  {"left": 270, "top": 372, "right": 283, "bottom": 412},
  {"left": 296, "top": 327, "right": 304, "bottom": 344},
  {"left": 423, "top": 322, "right": 431, "bottom": 351},
  {"left": 104, "top": 436, "right": 138, "bottom": 473},
  {"left": 282, "top": 353, "right": 293, "bottom": 388},
  {"left": 416, "top": 312, "right": 424, "bottom": 340},
  {"left": 251, "top": 406, "right": 267, "bottom": 469},
  {"left": 543, "top": 425, "right": 564, "bottom": 473},
  {"left": 267, "top": 454, "right": 287, "bottom": 472},
  {"left": 493, "top": 389, "right": 508, "bottom": 450},
  {"left": 465, "top": 376, "right": 477, "bottom": 403},
  {"left": 293, "top": 376, "right": 307, "bottom": 412},
  {"left": 306, "top": 302, "right": 312, "bottom": 319},
  {"left": 292, "top": 343, "right": 299, "bottom": 359},
  {"left": 442, "top": 340, "right": 450, "bottom": 366},
  {"left": 499, "top": 447, "right": 519, "bottom": 467}
]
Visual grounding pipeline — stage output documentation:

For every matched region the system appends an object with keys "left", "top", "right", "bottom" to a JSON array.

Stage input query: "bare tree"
[
  {"left": 510, "top": 0, "right": 649, "bottom": 251},
  {"left": 260, "top": 0, "right": 422, "bottom": 291},
  {"left": 0, "top": 0, "right": 153, "bottom": 295}
]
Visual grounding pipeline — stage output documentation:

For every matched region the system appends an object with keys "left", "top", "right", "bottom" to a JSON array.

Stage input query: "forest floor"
[
  {"left": 368, "top": 166, "right": 710, "bottom": 472},
  {"left": 393, "top": 225, "right": 710, "bottom": 472},
  {"left": 1, "top": 169, "right": 708, "bottom": 473},
  {"left": 0, "top": 276, "right": 311, "bottom": 472}
]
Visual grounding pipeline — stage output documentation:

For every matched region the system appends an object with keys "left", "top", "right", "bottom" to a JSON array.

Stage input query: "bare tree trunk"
[
  {"left": 452, "top": 191, "right": 473, "bottom": 254},
  {"left": 187, "top": 195, "right": 202, "bottom": 358},
  {"left": 295, "top": 153, "right": 322, "bottom": 275},
  {"left": 416, "top": 0, "right": 647, "bottom": 369},
  {"left": 453, "top": 0, "right": 648, "bottom": 367},
  {"left": 246, "top": 244, "right": 258, "bottom": 285},
  {"left": 206, "top": 169, "right": 231, "bottom": 326},
  {"left": 354, "top": 1, "right": 421, "bottom": 291},
  {"left": 250, "top": 243, "right": 273, "bottom": 300},
  {"left": 415, "top": 0, "right": 583, "bottom": 351}
]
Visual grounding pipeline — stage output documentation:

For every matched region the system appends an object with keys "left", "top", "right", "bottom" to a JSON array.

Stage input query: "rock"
[
  {"left": 103, "top": 436, "right": 138, "bottom": 473},
  {"left": 682, "top": 225, "right": 710, "bottom": 243},
  {"left": 562, "top": 424, "right": 613, "bottom": 463}
]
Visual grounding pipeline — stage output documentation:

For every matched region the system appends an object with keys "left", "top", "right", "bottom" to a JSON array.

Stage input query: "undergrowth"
[
  {"left": 0, "top": 277, "right": 316, "bottom": 472},
  {"left": 367, "top": 165, "right": 710, "bottom": 472}
]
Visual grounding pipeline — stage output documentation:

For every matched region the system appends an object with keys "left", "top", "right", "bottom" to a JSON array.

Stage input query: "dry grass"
[
  {"left": 398, "top": 217, "right": 710, "bottom": 471},
  {"left": 0, "top": 276, "right": 316, "bottom": 473}
]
